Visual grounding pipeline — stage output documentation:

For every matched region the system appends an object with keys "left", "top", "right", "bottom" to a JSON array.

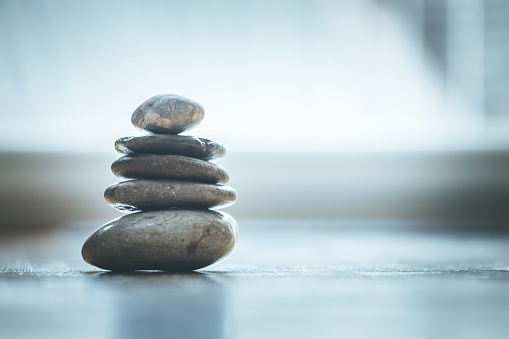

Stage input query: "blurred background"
[{"left": 1, "top": 0, "right": 509, "bottom": 233}]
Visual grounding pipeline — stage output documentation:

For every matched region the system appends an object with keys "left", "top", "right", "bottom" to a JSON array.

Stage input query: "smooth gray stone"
[
  {"left": 132, "top": 94, "right": 205, "bottom": 134},
  {"left": 81, "top": 209, "right": 238, "bottom": 271},
  {"left": 111, "top": 154, "right": 229, "bottom": 184},
  {"left": 104, "top": 180, "right": 237, "bottom": 212},
  {"left": 115, "top": 135, "right": 226, "bottom": 160}
]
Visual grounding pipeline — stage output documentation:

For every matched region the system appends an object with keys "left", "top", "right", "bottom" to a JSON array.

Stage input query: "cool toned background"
[{"left": 1, "top": 0, "right": 509, "bottom": 232}]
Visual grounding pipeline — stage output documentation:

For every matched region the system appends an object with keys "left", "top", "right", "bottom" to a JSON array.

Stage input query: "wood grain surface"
[{"left": 1, "top": 220, "right": 509, "bottom": 339}]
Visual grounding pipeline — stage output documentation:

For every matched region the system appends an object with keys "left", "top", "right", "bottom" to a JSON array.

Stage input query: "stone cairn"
[{"left": 82, "top": 94, "right": 238, "bottom": 271}]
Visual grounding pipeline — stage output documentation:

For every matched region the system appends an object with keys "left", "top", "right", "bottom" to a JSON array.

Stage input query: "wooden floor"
[{"left": 1, "top": 220, "right": 509, "bottom": 339}]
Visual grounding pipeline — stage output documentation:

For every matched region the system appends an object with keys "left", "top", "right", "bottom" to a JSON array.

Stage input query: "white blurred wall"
[{"left": 1, "top": 0, "right": 506, "bottom": 153}]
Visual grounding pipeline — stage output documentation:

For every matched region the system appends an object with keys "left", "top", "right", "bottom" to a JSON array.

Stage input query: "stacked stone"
[{"left": 82, "top": 94, "right": 238, "bottom": 272}]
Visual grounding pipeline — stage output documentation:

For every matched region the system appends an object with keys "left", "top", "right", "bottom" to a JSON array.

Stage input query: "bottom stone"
[{"left": 81, "top": 209, "right": 238, "bottom": 271}]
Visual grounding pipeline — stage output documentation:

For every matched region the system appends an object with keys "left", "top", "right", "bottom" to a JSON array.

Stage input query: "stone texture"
[
  {"left": 104, "top": 180, "right": 237, "bottom": 212},
  {"left": 115, "top": 135, "right": 226, "bottom": 160},
  {"left": 81, "top": 209, "right": 238, "bottom": 271},
  {"left": 131, "top": 94, "right": 205, "bottom": 134},
  {"left": 111, "top": 154, "right": 229, "bottom": 184}
]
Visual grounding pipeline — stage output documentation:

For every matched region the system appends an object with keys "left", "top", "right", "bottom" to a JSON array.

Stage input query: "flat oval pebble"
[
  {"left": 111, "top": 154, "right": 229, "bottom": 184},
  {"left": 81, "top": 209, "right": 238, "bottom": 271},
  {"left": 104, "top": 180, "right": 237, "bottom": 212},
  {"left": 115, "top": 135, "right": 226, "bottom": 160},
  {"left": 132, "top": 94, "right": 205, "bottom": 134}
]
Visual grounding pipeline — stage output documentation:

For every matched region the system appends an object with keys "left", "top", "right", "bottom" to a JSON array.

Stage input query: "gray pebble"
[
  {"left": 115, "top": 135, "right": 226, "bottom": 160},
  {"left": 132, "top": 94, "right": 205, "bottom": 134},
  {"left": 81, "top": 209, "right": 238, "bottom": 271},
  {"left": 111, "top": 154, "right": 229, "bottom": 184},
  {"left": 104, "top": 180, "right": 237, "bottom": 212}
]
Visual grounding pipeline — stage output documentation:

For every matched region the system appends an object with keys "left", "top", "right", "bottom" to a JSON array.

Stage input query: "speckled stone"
[
  {"left": 81, "top": 209, "right": 238, "bottom": 271},
  {"left": 104, "top": 180, "right": 237, "bottom": 212},
  {"left": 115, "top": 135, "right": 226, "bottom": 160},
  {"left": 132, "top": 94, "right": 205, "bottom": 134},
  {"left": 111, "top": 154, "right": 229, "bottom": 184}
]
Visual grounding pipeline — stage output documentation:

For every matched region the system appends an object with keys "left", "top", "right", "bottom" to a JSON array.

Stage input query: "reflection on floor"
[{"left": 1, "top": 220, "right": 509, "bottom": 339}]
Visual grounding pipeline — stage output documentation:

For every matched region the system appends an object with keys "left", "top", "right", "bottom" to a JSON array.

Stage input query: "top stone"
[{"left": 131, "top": 94, "right": 205, "bottom": 134}]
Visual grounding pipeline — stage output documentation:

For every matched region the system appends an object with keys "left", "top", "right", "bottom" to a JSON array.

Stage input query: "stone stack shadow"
[{"left": 82, "top": 94, "right": 238, "bottom": 271}]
